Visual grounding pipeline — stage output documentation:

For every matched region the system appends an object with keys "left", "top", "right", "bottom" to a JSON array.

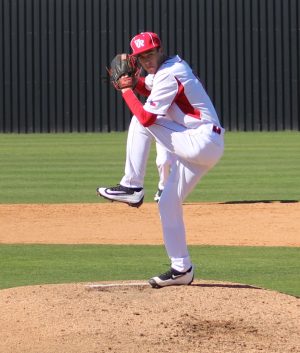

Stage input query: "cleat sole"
[
  {"left": 148, "top": 279, "right": 161, "bottom": 289},
  {"left": 128, "top": 197, "right": 144, "bottom": 208}
]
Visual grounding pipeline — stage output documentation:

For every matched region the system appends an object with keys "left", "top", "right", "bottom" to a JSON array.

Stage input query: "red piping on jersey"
[
  {"left": 134, "top": 77, "right": 151, "bottom": 97},
  {"left": 174, "top": 78, "right": 201, "bottom": 119},
  {"left": 122, "top": 89, "right": 157, "bottom": 127}
]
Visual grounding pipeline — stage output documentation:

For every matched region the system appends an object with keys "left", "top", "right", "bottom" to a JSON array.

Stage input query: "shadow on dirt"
[{"left": 191, "top": 283, "right": 262, "bottom": 290}]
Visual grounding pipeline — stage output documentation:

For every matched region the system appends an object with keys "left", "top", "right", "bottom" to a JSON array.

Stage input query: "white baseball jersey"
[{"left": 143, "top": 55, "right": 221, "bottom": 129}]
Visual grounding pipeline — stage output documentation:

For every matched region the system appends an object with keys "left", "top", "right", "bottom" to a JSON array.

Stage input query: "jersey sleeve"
[
  {"left": 122, "top": 90, "right": 157, "bottom": 127},
  {"left": 143, "top": 72, "right": 178, "bottom": 115}
]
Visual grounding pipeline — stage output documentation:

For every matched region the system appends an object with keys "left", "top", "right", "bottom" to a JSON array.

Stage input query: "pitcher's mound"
[{"left": 0, "top": 281, "right": 299, "bottom": 353}]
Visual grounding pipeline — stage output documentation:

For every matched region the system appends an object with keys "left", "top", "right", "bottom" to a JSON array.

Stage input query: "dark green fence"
[{"left": 0, "top": 0, "right": 299, "bottom": 132}]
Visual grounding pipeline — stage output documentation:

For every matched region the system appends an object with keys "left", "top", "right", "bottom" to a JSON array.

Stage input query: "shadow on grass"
[{"left": 221, "top": 200, "right": 299, "bottom": 204}]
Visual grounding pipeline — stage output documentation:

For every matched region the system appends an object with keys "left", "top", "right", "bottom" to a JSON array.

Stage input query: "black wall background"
[{"left": 0, "top": 0, "right": 299, "bottom": 132}]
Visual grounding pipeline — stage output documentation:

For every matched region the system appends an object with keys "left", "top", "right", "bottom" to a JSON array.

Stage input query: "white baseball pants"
[
  {"left": 120, "top": 116, "right": 224, "bottom": 272},
  {"left": 155, "top": 143, "right": 173, "bottom": 190}
]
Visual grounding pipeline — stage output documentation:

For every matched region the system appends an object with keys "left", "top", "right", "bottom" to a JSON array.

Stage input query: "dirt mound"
[{"left": 0, "top": 281, "right": 299, "bottom": 353}]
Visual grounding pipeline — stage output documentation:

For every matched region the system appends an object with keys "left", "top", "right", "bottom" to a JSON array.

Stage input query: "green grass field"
[
  {"left": 0, "top": 132, "right": 299, "bottom": 296},
  {"left": 0, "top": 131, "right": 299, "bottom": 203},
  {"left": 0, "top": 244, "right": 299, "bottom": 297}
]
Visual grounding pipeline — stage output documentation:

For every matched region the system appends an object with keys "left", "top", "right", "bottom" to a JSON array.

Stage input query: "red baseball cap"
[{"left": 130, "top": 32, "right": 161, "bottom": 56}]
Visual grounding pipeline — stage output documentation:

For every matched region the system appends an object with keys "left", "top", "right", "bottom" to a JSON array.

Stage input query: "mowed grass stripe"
[
  {"left": 0, "top": 132, "right": 299, "bottom": 203},
  {"left": 0, "top": 244, "right": 299, "bottom": 297}
]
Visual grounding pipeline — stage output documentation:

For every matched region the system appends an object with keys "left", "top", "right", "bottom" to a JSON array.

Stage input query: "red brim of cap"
[{"left": 131, "top": 44, "right": 160, "bottom": 56}]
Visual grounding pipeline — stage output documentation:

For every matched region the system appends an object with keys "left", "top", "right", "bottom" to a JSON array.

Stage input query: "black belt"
[{"left": 212, "top": 125, "right": 222, "bottom": 135}]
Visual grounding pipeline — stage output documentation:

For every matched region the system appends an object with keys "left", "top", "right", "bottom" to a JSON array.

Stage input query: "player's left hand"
[{"left": 107, "top": 53, "right": 140, "bottom": 90}]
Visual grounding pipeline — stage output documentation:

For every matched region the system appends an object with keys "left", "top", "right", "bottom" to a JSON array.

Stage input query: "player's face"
[{"left": 137, "top": 48, "right": 164, "bottom": 74}]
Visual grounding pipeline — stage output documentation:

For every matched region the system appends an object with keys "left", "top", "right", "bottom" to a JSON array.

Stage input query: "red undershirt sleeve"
[
  {"left": 134, "top": 77, "right": 151, "bottom": 97},
  {"left": 122, "top": 89, "right": 157, "bottom": 127}
]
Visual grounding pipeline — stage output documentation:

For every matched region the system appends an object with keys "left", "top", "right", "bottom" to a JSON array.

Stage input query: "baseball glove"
[{"left": 108, "top": 53, "right": 139, "bottom": 90}]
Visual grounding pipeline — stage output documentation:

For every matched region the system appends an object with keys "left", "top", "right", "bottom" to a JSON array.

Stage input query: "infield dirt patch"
[
  {"left": 0, "top": 202, "right": 299, "bottom": 353},
  {"left": 0, "top": 202, "right": 299, "bottom": 246}
]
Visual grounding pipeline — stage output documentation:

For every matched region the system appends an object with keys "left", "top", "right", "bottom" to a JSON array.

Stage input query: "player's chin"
[{"left": 145, "top": 67, "right": 156, "bottom": 74}]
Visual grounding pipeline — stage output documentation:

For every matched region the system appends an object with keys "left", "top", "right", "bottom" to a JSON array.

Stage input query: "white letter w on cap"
[{"left": 134, "top": 39, "right": 144, "bottom": 48}]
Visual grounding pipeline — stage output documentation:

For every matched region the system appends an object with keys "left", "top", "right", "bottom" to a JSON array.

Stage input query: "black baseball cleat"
[
  {"left": 96, "top": 184, "right": 144, "bottom": 208},
  {"left": 149, "top": 266, "right": 194, "bottom": 288}
]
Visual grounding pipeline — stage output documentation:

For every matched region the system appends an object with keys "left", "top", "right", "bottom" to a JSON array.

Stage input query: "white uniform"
[
  {"left": 145, "top": 73, "right": 173, "bottom": 191},
  {"left": 120, "top": 55, "right": 224, "bottom": 272},
  {"left": 155, "top": 142, "right": 173, "bottom": 191}
]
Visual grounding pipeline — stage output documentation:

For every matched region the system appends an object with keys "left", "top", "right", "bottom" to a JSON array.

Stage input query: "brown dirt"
[
  {"left": 1, "top": 202, "right": 299, "bottom": 246},
  {"left": 0, "top": 202, "right": 299, "bottom": 353}
]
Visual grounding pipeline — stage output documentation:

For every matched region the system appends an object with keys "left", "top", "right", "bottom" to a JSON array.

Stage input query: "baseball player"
[{"left": 97, "top": 32, "right": 225, "bottom": 288}]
